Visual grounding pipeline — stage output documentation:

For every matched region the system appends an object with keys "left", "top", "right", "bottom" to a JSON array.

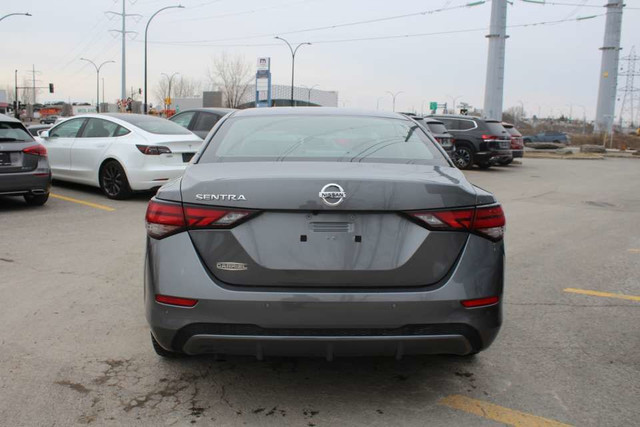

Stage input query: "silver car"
[{"left": 144, "top": 108, "right": 505, "bottom": 359}]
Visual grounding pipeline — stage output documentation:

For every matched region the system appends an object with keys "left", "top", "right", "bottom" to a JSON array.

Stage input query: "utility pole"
[
  {"left": 14, "top": 69, "right": 18, "bottom": 119},
  {"left": 594, "top": 1, "right": 624, "bottom": 133},
  {"left": 617, "top": 46, "right": 640, "bottom": 129},
  {"left": 107, "top": 1, "right": 141, "bottom": 101},
  {"left": 482, "top": 0, "right": 508, "bottom": 120}
]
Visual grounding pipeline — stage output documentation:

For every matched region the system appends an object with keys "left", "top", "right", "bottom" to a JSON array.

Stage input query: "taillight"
[
  {"left": 481, "top": 134, "right": 500, "bottom": 142},
  {"left": 407, "top": 205, "right": 505, "bottom": 241},
  {"left": 23, "top": 144, "right": 47, "bottom": 157},
  {"left": 136, "top": 144, "right": 172, "bottom": 155},
  {"left": 145, "top": 199, "right": 258, "bottom": 239},
  {"left": 155, "top": 294, "right": 198, "bottom": 307},
  {"left": 145, "top": 200, "right": 185, "bottom": 239}
]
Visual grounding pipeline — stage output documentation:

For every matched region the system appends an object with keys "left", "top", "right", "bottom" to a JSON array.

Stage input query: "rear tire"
[
  {"left": 24, "top": 193, "right": 49, "bottom": 206},
  {"left": 452, "top": 146, "right": 474, "bottom": 170},
  {"left": 100, "top": 160, "right": 132, "bottom": 200},
  {"left": 151, "top": 333, "right": 184, "bottom": 358}
]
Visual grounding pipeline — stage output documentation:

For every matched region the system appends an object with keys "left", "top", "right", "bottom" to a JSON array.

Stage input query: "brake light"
[
  {"left": 136, "top": 144, "right": 172, "bottom": 155},
  {"left": 155, "top": 294, "right": 198, "bottom": 307},
  {"left": 145, "top": 199, "right": 258, "bottom": 239},
  {"left": 408, "top": 205, "right": 505, "bottom": 241},
  {"left": 145, "top": 200, "right": 185, "bottom": 239},
  {"left": 23, "top": 144, "right": 47, "bottom": 157},
  {"left": 461, "top": 296, "right": 499, "bottom": 308},
  {"left": 481, "top": 135, "right": 501, "bottom": 142}
]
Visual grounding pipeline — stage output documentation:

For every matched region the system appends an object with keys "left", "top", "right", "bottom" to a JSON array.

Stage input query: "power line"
[
  {"left": 518, "top": 0, "right": 640, "bottom": 10},
  {"left": 164, "top": 0, "right": 318, "bottom": 24},
  {"left": 150, "top": 1, "right": 491, "bottom": 45},
  {"left": 142, "top": 13, "right": 604, "bottom": 48}
]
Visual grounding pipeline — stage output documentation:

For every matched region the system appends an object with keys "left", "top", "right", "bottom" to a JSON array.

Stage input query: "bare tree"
[
  {"left": 153, "top": 76, "right": 203, "bottom": 106},
  {"left": 206, "top": 53, "right": 253, "bottom": 108},
  {"left": 4, "top": 85, "right": 15, "bottom": 104},
  {"left": 20, "top": 77, "right": 33, "bottom": 105}
]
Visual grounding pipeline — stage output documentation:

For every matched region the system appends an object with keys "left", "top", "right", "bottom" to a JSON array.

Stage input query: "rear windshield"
[
  {"left": 0, "top": 122, "right": 35, "bottom": 142},
  {"left": 426, "top": 122, "right": 449, "bottom": 135},
  {"left": 485, "top": 121, "right": 508, "bottom": 136},
  {"left": 115, "top": 115, "right": 192, "bottom": 135},
  {"left": 199, "top": 115, "right": 448, "bottom": 166},
  {"left": 505, "top": 127, "right": 521, "bottom": 137}
]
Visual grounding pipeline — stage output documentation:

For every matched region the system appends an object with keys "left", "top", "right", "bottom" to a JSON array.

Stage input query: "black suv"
[{"left": 429, "top": 115, "right": 512, "bottom": 169}]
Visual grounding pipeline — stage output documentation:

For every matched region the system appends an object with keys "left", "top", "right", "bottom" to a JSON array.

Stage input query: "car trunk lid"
[{"left": 179, "top": 162, "right": 476, "bottom": 288}]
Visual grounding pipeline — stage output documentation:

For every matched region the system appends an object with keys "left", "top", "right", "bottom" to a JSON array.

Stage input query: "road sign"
[
  {"left": 164, "top": 97, "right": 172, "bottom": 105},
  {"left": 430, "top": 102, "right": 438, "bottom": 110}
]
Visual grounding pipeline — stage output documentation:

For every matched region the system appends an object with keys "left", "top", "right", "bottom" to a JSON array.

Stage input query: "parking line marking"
[
  {"left": 628, "top": 249, "right": 640, "bottom": 253},
  {"left": 564, "top": 288, "right": 640, "bottom": 302},
  {"left": 438, "top": 395, "right": 572, "bottom": 427},
  {"left": 50, "top": 193, "right": 115, "bottom": 212}
]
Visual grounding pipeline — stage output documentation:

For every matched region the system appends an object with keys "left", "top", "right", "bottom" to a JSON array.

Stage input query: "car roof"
[
  {"left": 429, "top": 114, "right": 485, "bottom": 121},
  {"left": 174, "top": 108, "right": 236, "bottom": 114},
  {"left": 231, "top": 107, "right": 409, "bottom": 120},
  {"left": 0, "top": 113, "right": 21, "bottom": 123}
]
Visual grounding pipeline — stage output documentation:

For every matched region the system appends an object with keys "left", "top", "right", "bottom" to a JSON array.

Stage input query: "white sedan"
[{"left": 40, "top": 113, "right": 202, "bottom": 199}]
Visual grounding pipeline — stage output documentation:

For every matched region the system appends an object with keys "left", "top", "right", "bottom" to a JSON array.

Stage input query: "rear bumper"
[
  {"left": 0, "top": 167, "right": 51, "bottom": 196},
  {"left": 145, "top": 232, "right": 504, "bottom": 358},
  {"left": 475, "top": 150, "right": 512, "bottom": 164},
  {"left": 127, "top": 164, "right": 188, "bottom": 191},
  {"left": 511, "top": 149, "right": 524, "bottom": 158}
]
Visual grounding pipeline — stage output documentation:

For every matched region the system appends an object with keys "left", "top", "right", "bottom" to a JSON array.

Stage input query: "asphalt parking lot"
[{"left": 1, "top": 158, "right": 638, "bottom": 426}]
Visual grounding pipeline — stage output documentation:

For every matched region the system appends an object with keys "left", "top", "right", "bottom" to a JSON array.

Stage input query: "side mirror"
[{"left": 39, "top": 130, "right": 50, "bottom": 139}]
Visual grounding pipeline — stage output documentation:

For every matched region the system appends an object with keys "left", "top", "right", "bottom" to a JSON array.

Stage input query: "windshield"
[
  {"left": 0, "top": 122, "right": 35, "bottom": 142},
  {"left": 115, "top": 115, "right": 192, "bottom": 135},
  {"left": 199, "top": 115, "right": 448, "bottom": 166},
  {"left": 426, "top": 122, "right": 449, "bottom": 135}
]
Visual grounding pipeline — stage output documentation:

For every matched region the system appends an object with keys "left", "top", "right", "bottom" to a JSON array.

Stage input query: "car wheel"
[
  {"left": 497, "top": 158, "right": 513, "bottom": 166},
  {"left": 477, "top": 161, "right": 491, "bottom": 169},
  {"left": 151, "top": 333, "right": 184, "bottom": 358},
  {"left": 100, "top": 160, "right": 132, "bottom": 200},
  {"left": 452, "top": 146, "right": 474, "bottom": 170},
  {"left": 24, "top": 193, "right": 49, "bottom": 206}
]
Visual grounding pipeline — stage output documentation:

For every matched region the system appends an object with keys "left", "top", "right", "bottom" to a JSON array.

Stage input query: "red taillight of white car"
[
  {"left": 408, "top": 205, "right": 506, "bottom": 241},
  {"left": 145, "top": 199, "right": 258, "bottom": 239},
  {"left": 23, "top": 144, "right": 47, "bottom": 157},
  {"left": 136, "top": 144, "right": 172, "bottom": 155}
]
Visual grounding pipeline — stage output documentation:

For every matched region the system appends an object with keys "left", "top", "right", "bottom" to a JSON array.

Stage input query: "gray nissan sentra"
[{"left": 144, "top": 107, "right": 505, "bottom": 359}]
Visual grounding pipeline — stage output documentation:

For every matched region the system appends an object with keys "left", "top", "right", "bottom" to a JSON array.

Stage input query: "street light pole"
[
  {"left": 448, "top": 95, "right": 462, "bottom": 114},
  {"left": 161, "top": 72, "right": 179, "bottom": 113},
  {"left": 14, "top": 69, "right": 19, "bottom": 119},
  {"left": 144, "top": 5, "right": 184, "bottom": 114},
  {"left": 275, "top": 36, "right": 311, "bottom": 107},
  {"left": 0, "top": 12, "right": 31, "bottom": 23},
  {"left": 386, "top": 91, "right": 403, "bottom": 112},
  {"left": 301, "top": 85, "right": 320, "bottom": 105},
  {"left": 80, "top": 58, "right": 116, "bottom": 113}
]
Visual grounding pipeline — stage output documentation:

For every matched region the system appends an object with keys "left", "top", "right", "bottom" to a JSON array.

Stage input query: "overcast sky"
[{"left": 2, "top": 0, "right": 639, "bottom": 119}]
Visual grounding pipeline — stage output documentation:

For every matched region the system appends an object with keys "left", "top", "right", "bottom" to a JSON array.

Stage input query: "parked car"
[
  {"left": 0, "top": 113, "right": 51, "bottom": 206},
  {"left": 169, "top": 108, "right": 235, "bottom": 139},
  {"left": 27, "top": 124, "right": 52, "bottom": 139},
  {"left": 522, "top": 131, "right": 571, "bottom": 144},
  {"left": 40, "top": 115, "right": 59, "bottom": 125},
  {"left": 145, "top": 107, "right": 505, "bottom": 359},
  {"left": 39, "top": 113, "right": 202, "bottom": 199},
  {"left": 429, "top": 115, "right": 512, "bottom": 169},
  {"left": 400, "top": 114, "right": 453, "bottom": 156},
  {"left": 500, "top": 123, "right": 524, "bottom": 165}
]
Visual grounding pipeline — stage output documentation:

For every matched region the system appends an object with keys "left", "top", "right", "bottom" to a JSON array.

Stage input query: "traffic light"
[
  {"left": 460, "top": 108, "right": 468, "bottom": 115},
  {"left": 138, "top": 88, "right": 142, "bottom": 95},
  {"left": 49, "top": 83, "right": 54, "bottom": 93}
]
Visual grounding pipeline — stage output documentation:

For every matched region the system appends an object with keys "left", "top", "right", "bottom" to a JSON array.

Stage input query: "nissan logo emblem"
[{"left": 319, "top": 183, "right": 346, "bottom": 206}]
